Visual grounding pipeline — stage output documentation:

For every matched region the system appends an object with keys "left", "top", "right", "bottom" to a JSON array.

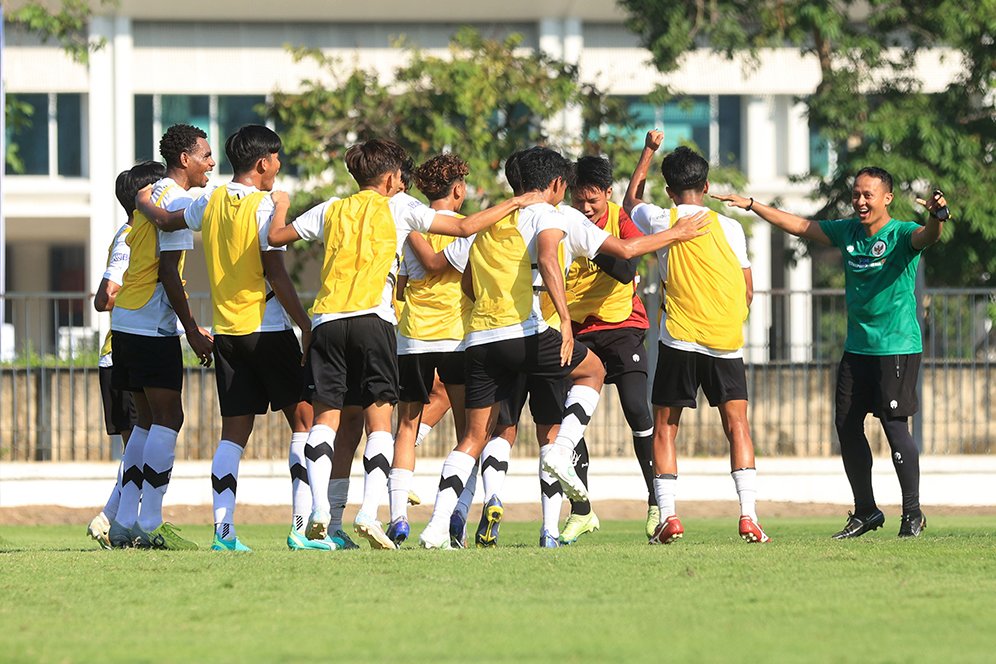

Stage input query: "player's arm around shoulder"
[{"left": 134, "top": 185, "right": 189, "bottom": 231}]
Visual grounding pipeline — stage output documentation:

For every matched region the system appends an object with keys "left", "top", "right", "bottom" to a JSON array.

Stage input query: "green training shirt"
[{"left": 818, "top": 217, "right": 923, "bottom": 355}]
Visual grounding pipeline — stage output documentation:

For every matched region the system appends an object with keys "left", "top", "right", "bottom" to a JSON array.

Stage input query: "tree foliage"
[{"left": 619, "top": 0, "right": 996, "bottom": 285}]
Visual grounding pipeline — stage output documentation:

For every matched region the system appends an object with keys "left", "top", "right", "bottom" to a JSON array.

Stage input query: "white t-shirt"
[
  {"left": 292, "top": 192, "right": 436, "bottom": 327},
  {"left": 631, "top": 202, "right": 751, "bottom": 358},
  {"left": 99, "top": 222, "right": 132, "bottom": 368},
  {"left": 184, "top": 182, "right": 291, "bottom": 333},
  {"left": 110, "top": 177, "right": 195, "bottom": 337},
  {"left": 464, "top": 203, "right": 608, "bottom": 348},
  {"left": 398, "top": 209, "right": 466, "bottom": 354}
]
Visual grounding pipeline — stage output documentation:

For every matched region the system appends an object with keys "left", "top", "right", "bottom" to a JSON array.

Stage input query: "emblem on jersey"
[
  {"left": 871, "top": 240, "right": 887, "bottom": 257},
  {"left": 632, "top": 354, "right": 640, "bottom": 362}
]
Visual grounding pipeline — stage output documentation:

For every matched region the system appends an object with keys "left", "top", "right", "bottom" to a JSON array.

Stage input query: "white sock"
[
  {"left": 732, "top": 468, "right": 758, "bottom": 520},
  {"left": 539, "top": 444, "right": 563, "bottom": 538},
  {"left": 137, "top": 424, "right": 178, "bottom": 532},
  {"left": 388, "top": 468, "right": 414, "bottom": 522},
  {"left": 553, "top": 385, "right": 601, "bottom": 453},
  {"left": 328, "top": 478, "right": 350, "bottom": 534},
  {"left": 427, "top": 450, "right": 476, "bottom": 531},
  {"left": 305, "top": 424, "right": 335, "bottom": 515},
  {"left": 103, "top": 460, "right": 124, "bottom": 521},
  {"left": 454, "top": 461, "right": 478, "bottom": 520},
  {"left": 654, "top": 474, "right": 678, "bottom": 520},
  {"left": 212, "top": 439, "right": 244, "bottom": 539},
  {"left": 358, "top": 431, "right": 394, "bottom": 520},
  {"left": 481, "top": 436, "right": 511, "bottom": 501},
  {"left": 414, "top": 423, "right": 433, "bottom": 448},
  {"left": 288, "top": 432, "right": 310, "bottom": 533},
  {"left": 115, "top": 426, "right": 148, "bottom": 526}
]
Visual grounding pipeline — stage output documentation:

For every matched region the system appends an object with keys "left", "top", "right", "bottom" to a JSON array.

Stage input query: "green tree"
[
  {"left": 619, "top": 0, "right": 996, "bottom": 286},
  {"left": 267, "top": 27, "right": 635, "bottom": 277}
]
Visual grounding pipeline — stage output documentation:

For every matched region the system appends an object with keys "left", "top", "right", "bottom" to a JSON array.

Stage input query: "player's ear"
[
  {"left": 703, "top": 181, "right": 710, "bottom": 195},
  {"left": 884, "top": 191, "right": 894, "bottom": 206}
]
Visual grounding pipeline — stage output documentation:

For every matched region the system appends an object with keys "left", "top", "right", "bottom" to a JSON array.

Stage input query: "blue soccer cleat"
[
  {"left": 386, "top": 517, "right": 410, "bottom": 547},
  {"left": 449, "top": 511, "right": 467, "bottom": 549},
  {"left": 539, "top": 529, "right": 560, "bottom": 548}
]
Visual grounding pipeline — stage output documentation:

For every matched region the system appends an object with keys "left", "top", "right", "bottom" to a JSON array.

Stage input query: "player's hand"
[
  {"left": 710, "top": 193, "right": 752, "bottom": 209},
  {"left": 559, "top": 320, "right": 575, "bottom": 367},
  {"left": 134, "top": 184, "right": 153, "bottom": 208},
  {"left": 671, "top": 210, "right": 711, "bottom": 241},
  {"left": 299, "top": 329, "right": 312, "bottom": 367},
  {"left": 645, "top": 130, "right": 664, "bottom": 151},
  {"left": 514, "top": 191, "right": 546, "bottom": 208},
  {"left": 187, "top": 327, "right": 214, "bottom": 367},
  {"left": 915, "top": 190, "right": 948, "bottom": 217},
  {"left": 271, "top": 190, "right": 290, "bottom": 208}
]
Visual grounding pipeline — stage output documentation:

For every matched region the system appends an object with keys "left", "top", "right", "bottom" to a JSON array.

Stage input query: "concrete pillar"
[
  {"left": 112, "top": 16, "right": 134, "bottom": 175},
  {"left": 87, "top": 17, "right": 117, "bottom": 332},
  {"left": 785, "top": 99, "right": 812, "bottom": 361},
  {"left": 538, "top": 17, "right": 584, "bottom": 149},
  {"left": 742, "top": 95, "right": 776, "bottom": 363}
]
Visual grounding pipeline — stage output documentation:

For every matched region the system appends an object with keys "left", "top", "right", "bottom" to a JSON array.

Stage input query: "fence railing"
[{"left": 1, "top": 289, "right": 994, "bottom": 461}]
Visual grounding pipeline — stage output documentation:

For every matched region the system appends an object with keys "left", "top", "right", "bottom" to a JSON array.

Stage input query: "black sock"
[
  {"left": 882, "top": 416, "right": 921, "bottom": 515},
  {"left": 632, "top": 434, "right": 656, "bottom": 506},
  {"left": 570, "top": 437, "right": 591, "bottom": 516}
]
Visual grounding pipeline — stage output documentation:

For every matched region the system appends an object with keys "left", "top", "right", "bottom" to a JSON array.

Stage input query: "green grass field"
[{"left": 1, "top": 517, "right": 994, "bottom": 663}]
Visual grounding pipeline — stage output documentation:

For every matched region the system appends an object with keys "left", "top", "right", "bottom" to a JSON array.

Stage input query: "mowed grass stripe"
[{"left": 1, "top": 518, "right": 994, "bottom": 663}]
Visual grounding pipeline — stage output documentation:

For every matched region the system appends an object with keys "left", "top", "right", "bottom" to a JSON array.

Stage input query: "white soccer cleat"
[
  {"left": 353, "top": 512, "right": 397, "bottom": 550},
  {"left": 541, "top": 445, "right": 589, "bottom": 502},
  {"left": 87, "top": 512, "right": 112, "bottom": 550},
  {"left": 305, "top": 510, "right": 331, "bottom": 541},
  {"left": 419, "top": 523, "right": 453, "bottom": 550}
]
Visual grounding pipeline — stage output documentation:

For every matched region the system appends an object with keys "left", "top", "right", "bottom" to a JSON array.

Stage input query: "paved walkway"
[{"left": 2, "top": 456, "right": 994, "bottom": 509}]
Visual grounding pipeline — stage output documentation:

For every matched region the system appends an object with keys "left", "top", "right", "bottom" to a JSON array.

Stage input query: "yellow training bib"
[
  {"left": 399, "top": 224, "right": 471, "bottom": 342},
  {"left": 467, "top": 211, "right": 534, "bottom": 333},
  {"left": 115, "top": 185, "right": 185, "bottom": 311},
  {"left": 563, "top": 202, "right": 634, "bottom": 324}
]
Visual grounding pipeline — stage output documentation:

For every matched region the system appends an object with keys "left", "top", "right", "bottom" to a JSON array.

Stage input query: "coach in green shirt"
[{"left": 714, "top": 167, "right": 948, "bottom": 539}]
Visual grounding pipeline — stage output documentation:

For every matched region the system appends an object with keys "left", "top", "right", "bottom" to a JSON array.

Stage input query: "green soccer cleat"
[
  {"left": 212, "top": 534, "right": 252, "bottom": 552},
  {"left": 559, "top": 511, "right": 600, "bottom": 545},
  {"left": 139, "top": 523, "right": 199, "bottom": 551},
  {"left": 287, "top": 528, "right": 339, "bottom": 551},
  {"left": 645, "top": 505, "right": 661, "bottom": 539}
]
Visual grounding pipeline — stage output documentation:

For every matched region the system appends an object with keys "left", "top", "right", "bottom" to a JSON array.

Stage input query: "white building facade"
[{"left": 2, "top": 0, "right": 961, "bottom": 361}]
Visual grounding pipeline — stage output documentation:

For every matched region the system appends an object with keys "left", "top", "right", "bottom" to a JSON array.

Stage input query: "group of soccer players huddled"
[{"left": 86, "top": 119, "right": 945, "bottom": 552}]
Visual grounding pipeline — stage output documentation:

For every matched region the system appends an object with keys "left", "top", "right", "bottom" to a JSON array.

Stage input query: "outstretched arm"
[
  {"left": 711, "top": 193, "right": 832, "bottom": 246},
  {"left": 427, "top": 192, "right": 545, "bottom": 238},
  {"left": 598, "top": 211, "right": 710, "bottom": 259},
  {"left": 624, "top": 130, "right": 664, "bottom": 215}
]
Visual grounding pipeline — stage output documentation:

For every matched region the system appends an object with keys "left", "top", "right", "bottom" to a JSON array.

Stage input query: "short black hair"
[
  {"left": 855, "top": 166, "right": 894, "bottom": 193},
  {"left": 660, "top": 146, "right": 709, "bottom": 193},
  {"left": 400, "top": 155, "right": 415, "bottom": 192},
  {"left": 115, "top": 161, "right": 166, "bottom": 216},
  {"left": 572, "top": 156, "right": 613, "bottom": 192},
  {"left": 504, "top": 150, "right": 526, "bottom": 195},
  {"left": 515, "top": 146, "right": 574, "bottom": 193},
  {"left": 159, "top": 124, "right": 208, "bottom": 169},
  {"left": 344, "top": 139, "right": 410, "bottom": 188},
  {"left": 225, "top": 124, "right": 281, "bottom": 174}
]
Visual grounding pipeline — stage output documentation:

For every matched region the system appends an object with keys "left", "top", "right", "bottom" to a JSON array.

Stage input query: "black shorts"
[
  {"left": 651, "top": 343, "right": 748, "bottom": 408},
  {"left": 213, "top": 330, "right": 304, "bottom": 417},
  {"left": 495, "top": 374, "right": 568, "bottom": 428},
  {"left": 308, "top": 315, "right": 398, "bottom": 410},
  {"left": 398, "top": 351, "right": 465, "bottom": 404},
  {"left": 99, "top": 366, "right": 137, "bottom": 435},
  {"left": 465, "top": 328, "right": 588, "bottom": 410},
  {"left": 110, "top": 331, "right": 183, "bottom": 393},
  {"left": 836, "top": 351, "right": 920, "bottom": 419},
  {"left": 576, "top": 327, "right": 649, "bottom": 384}
]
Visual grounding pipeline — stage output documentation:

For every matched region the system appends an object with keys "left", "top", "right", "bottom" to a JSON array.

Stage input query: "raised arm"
[
  {"left": 261, "top": 250, "right": 312, "bottom": 364},
  {"left": 536, "top": 228, "right": 574, "bottom": 366},
  {"left": 624, "top": 130, "right": 664, "bottom": 215},
  {"left": 911, "top": 190, "right": 948, "bottom": 250},
  {"left": 711, "top": 193, "right": 832, "bottom": 246},
  {"left": 598, "top": 211, "right": 710, "bottom": 260},
  {"left": 266, "top": 192, "right": 301, "bottom": 248},
  {"left": 405, "top": 233, "right": 451, "bottom": 275},
  {"left": 135, "top": 186, "right": 188, "bottom": 231}
]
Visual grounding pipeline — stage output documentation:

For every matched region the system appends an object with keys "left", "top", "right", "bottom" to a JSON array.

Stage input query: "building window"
[
  {"left": 4, "top": 93, "right": 85, "bottom": 176},
  {"left": 622, "top": 95, "right": 741, "bottom": 168},
  {"left": 809, "top": 123, "right": 833, "bottom": 177},
  {"left": 134, "top": 94, "right": 268, "bottom": 174}
]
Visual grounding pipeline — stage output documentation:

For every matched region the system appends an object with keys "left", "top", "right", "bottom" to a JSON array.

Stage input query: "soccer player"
[
  {"left": 560, "top": 155, "right": 658, "bottom": 543},
  {"left": 267, "top": 139, "right": 543, "bottom": 549},
  {"left": 143, "top": 125, "right": 322, "bottom": 551},
  {"left": 108, "top": 124, "right": 215, "bottom": 550},
  {"left": 386, "top": 153, "right": 473, "bottom": 546},
  {"left": 713, "top": 170, "right": 947, "bottom": 539},
  {"left": 417, "top": 147, "right": 709, "bottom": 549},
  {"left": 624, "top": 131, "right": 769, "bottom": 545},
  {"left": 87, "top": 161, "right": 165, "bottom": 549}
]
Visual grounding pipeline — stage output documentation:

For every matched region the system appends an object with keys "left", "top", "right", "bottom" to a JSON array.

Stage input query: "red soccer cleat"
[
  {"left": 648, "top": 515, "right": 684, "bottom": 545},
  {"left": 739, "top": 515, "right": 771, "bottom": 543}
]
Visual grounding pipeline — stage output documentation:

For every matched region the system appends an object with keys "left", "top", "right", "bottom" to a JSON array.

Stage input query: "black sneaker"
[
  {"left": 898, "top": 511, "right": 926, "bottom": 538},
  {"left": 831, "top": 509, "right": 886, "bottom": 539}
]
